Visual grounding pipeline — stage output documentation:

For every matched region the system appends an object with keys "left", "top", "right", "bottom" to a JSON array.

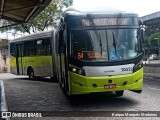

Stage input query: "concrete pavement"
[
  {"left": 144, "top": 73, "right": 160, "bottom": 80},
  {"left": 2, "top": 73, "right": 160, "bottom": 120},
  {"left": 0, "top": 72, "right": 159, "bottom": 80},
  {"left": 0, "top": 73, "right": 28, "bottom": 80}
]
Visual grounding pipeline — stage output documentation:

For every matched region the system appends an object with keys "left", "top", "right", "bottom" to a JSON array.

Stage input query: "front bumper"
[{"left": 69, "top": 68, "right": 143, "bottom": 95}]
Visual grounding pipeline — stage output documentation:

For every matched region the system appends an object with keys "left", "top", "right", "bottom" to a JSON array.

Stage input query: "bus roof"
[
  {"left": 60, "top": 8, "right": 139, "bottom": 28},
  {"left": 10, "top": 30, "right": 54, "bottom": 43},
  {"left": 62, "top": 8, "right": 138, "bottom": 18}
]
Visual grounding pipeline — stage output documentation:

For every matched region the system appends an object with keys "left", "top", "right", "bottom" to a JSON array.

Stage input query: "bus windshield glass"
[{"left": 70, "top": 28, "right": 142, "bottom": 62}]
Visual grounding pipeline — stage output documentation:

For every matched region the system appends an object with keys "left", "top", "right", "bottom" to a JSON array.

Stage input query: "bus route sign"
[{"left": 82, "top": 18, "right": 128, "bottom": 26}]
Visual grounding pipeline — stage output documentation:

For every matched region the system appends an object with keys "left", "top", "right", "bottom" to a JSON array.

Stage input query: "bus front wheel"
[{"left": 115, "top": 90, "right": 124, "bottom": 97}]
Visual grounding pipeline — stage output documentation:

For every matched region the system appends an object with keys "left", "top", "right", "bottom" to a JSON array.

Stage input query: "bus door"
[
  {"left": 59, "top": 29, "right": 69, "bottom": 92},
  {"left": 16, "top": 43, "right": 24, "bottom": 75},
  {"left": 45, "top": 38, "right": 53, "bottom": 77}
]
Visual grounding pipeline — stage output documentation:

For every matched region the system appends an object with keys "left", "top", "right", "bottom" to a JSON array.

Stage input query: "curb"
[
  {"left": 144, "top": 73, "right": 160, "bottom": 78},
  {"left": 144, "top": 73, "right": 160, "bottom": 81}
]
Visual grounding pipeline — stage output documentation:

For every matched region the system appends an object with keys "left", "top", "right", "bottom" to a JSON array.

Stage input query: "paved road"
[{"left": 0, "top": 73, "right": 160, "bottom": 120}]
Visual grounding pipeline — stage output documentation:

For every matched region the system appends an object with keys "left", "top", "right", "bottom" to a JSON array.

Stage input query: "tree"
[
  {"left": 0, "top": 0, "right": 73, "bottom": 34},
  {"left": 0, "top": 39, "right": 9, "bottom": 63},
  {"left": 0, "top": 39, "right": 8, "bottom": 50},
  {"left": 145, "top": 32, "right": 160, "bottom": 55}
]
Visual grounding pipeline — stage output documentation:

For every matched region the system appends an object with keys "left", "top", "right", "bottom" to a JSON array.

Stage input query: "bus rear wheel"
[
  {"left": 115, "top": 90, "right": 124, "bottom": 97},
  {"left": 51, "top": 76, "right": 58, "bottom": 82},
  {"left": 28, "top": 69, "right": 34, "bottom": 80}
]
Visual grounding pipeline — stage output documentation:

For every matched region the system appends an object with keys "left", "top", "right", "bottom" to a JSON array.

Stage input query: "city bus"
[
  {"left": 9, "top": 30, "right": 56, "bottom": 79},
  {"left": 55, "top": 9, "right": 144, "bottom": 96}
]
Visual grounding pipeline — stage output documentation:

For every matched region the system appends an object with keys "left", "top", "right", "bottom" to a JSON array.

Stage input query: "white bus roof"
[
  {"left": 10, "top": 30, "right": 54, "bottom": 43},
  {"left": 62, "top": 7, "right": 138, "bottom": 16}
]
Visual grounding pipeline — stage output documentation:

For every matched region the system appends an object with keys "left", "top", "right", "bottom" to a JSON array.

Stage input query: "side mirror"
[{"left": 138, "top": 28, "right": 145, "bottom": 44}]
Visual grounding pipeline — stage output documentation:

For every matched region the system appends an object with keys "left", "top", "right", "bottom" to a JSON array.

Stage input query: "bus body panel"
[
  {"left": 10, "top": 55, "right": 53, "bottom": 77},
  {"left": 10, "top": 57, "right": 17, "bottom": 75},
  {"left": 9, "top": 30, "right": 56, "bottom": 78},
  {"left": 22, "top": 56, "right": 53, "bottom": 77},
  {"left": 83, "top": 64, "right": 134, "bottom": 76},
  {"left": 69, "top": 68, "right": 143, "bottom": 95}
]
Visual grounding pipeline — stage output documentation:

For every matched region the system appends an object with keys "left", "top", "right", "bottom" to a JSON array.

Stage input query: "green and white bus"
[
  {"left": 55, "top": 9, "right": 144, "bottom": 96},
  {"left": 9, "top": 30, "right": 56, "bottom": 79}
]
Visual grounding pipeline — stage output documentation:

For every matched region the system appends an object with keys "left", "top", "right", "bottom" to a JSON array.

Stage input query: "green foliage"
[
  {"left": 146, "top": 33, "right": 160, "bottom": 47},
  {"left": 0, "top": 39, "right": 9, "bottom": 63},
  {"left": 0, "top": 39, "right": 9, "bottom": 50},
  {"left": 0, "top": 0, "right": 73, "bottom": 34},
  {"left": 145, "top": 32, "right": 160, "bottom": 55}
]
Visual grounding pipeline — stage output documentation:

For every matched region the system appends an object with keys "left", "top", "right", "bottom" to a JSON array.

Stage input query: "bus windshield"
[{"left": 70, "top": 28, "right": 142, "bottom": 62}]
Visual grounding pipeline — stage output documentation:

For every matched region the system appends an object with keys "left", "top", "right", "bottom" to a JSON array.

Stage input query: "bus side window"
[
  {"left": 57, "top": 30, "right": 64, "bottom": 54},
  {"left": 55, "top": 33, "right": 59, "bottom": 54},
  {"left": 35, "top": 39, "right": 45, "bottom": 56},
  {"left": 24, "top": 41, "right": 34, "bottom": 56},
  {"left": 55, "top": 29, "right": 64, "bottom": 54},
  {"left": 10, "top": 43, "right": 16, "bottom": 57},
  {"left": 59, "top": 30, "right": 64, "bottom": 46},
  {"left": 45, "top": 38, "right": 51, "bottom": 55}
]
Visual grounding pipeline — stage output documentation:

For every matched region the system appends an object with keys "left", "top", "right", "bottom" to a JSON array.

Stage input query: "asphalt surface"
[{"left": 0, "top": 73, "right": 160, "bottom": 120}]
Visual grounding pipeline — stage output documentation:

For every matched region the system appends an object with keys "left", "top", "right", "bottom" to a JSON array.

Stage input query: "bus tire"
[
  {"left": 57, "top": 73, "right": 63, "bottom": 87},
  {"left": 115, "top": 90, "right": 124, "bottom": 97},
  {"left": 50, "top": 76, "right": 58, "bottom": 82},
  {"left": 28, "top": 68, "right": 34, "bottom": 80},
  {"left": 34, "top": 76, "right": 42, "bottom": 80}
]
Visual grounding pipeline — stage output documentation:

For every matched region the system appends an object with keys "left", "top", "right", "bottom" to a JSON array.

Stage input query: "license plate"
[{"left": 104, "top": 84, "right": 116, "bottom": 89}]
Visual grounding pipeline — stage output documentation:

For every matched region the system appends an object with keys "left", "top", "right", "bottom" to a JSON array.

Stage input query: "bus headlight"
[
  {"left": 133, "top": 60, "right": 143, "bottom": 73},
  {"left": 69, "top": 64, "right": 85, "bottom": 76}
]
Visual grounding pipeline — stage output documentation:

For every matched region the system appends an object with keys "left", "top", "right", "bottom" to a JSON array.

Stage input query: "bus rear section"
[{"left": 9, "top": 31, "right": 56, "bottom": 79}]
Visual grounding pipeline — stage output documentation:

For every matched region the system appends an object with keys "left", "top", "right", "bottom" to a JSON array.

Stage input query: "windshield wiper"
[
  {"left": 112, "top": 32, "right": 117, "bottom": 56},
  {"left": 87, "top": 14, "right": 103, "bottom": 56}
]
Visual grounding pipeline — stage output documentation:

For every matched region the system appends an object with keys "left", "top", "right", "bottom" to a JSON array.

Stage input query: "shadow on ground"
[{"left": 14, "top": 77, "right": 58, "bottom": 83}]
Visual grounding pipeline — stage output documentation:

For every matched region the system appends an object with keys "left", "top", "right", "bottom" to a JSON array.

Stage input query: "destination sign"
[
  {"left": 78, "top": 52, "right": 107, "bottom": 60},
  {"left": 82, "top": 18, "right": 128, "bottom": 26}
]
